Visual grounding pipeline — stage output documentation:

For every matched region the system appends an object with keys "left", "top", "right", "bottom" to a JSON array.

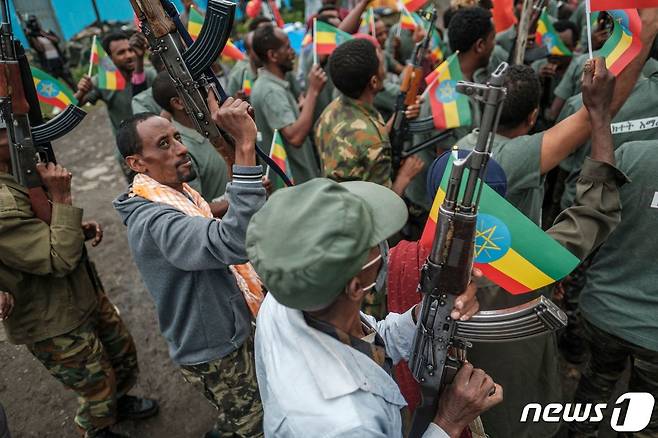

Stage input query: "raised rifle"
[
  {"left": 407, "top": 62, "right": 567, "bottom": 437},
  {"left": 389, "top": 8, "right": 453, "bottom": 174},
  {"left": 0, "top": 0, "right": 85, "bottom": 223},
  {"left": 129, "top": 0, "right": 292, "bottom": 186}
]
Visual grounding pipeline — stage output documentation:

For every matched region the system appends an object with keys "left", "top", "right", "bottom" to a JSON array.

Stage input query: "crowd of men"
[{"left": 1, "top": 0, "right": 658, "bottom": 437}]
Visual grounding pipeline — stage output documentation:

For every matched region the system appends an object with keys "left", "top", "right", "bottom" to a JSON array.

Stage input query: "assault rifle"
[
  {"left": 130, "top": 0, "right": 292, "bottom": 186},
  {"left": 0, "top": 0, "right": 85, "bottom": 223},
  {"left": 407, "top": 63, "right": 567, "bottom": 437},
  {"left": 389, "top": 8, "right": 453, "bottom": 174}
]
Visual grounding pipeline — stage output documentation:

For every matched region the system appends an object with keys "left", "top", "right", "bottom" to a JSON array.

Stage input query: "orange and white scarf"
[{"left": 130, "top": 173, "right": 264, "bottom": 316}]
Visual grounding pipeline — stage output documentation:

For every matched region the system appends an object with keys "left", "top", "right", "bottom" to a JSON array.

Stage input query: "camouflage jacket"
[{"left": 315, "top": 95, "right": 392, "bottom": 187}]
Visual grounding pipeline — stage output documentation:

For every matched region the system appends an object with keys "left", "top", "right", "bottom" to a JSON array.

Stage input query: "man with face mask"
[
  {"left": 250, "top": 25, "right": 326, "bottom": 184},
  {"left": 112, "top": 96, "right": 265, "bottom": 438},
  {"left": 246, "top": 178, "right": 500, "bottom": 437}
]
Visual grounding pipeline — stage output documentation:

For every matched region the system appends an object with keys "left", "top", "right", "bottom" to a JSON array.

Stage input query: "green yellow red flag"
[
  {"left": 90, "top": 38, "right": 126, "bottom": 90},
  {"left": 315, "top": 21, "right": 353, "bottom": 55},
  {"left": 31, "top": 67, "right": 77, "bottom": 110},
  {"left": 266, "top": 130, "right": 294, "bottom": 189},
  {"left": 535, "top": 8, "right": 573, "bottom": 56},
  {"left": 420, "top": 150, "right": 580, "bottom": 294},
  {"left": 188, "top": 6, "right": 204, "bottom": 40},
  {"left": 426, "top": 53, "right": 471, "bottom": 130},
  {"left": 598, "top": 9, "right": 642, "bottom": 76}
]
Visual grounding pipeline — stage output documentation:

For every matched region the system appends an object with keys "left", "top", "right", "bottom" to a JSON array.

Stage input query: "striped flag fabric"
[
  {"left": 359, "top": 8, "right": 376, "bottom": 36},
  {"left": 536, "top": 8, "right": 573, "bottom": 56},
  {"left": 90, "top": 38, "right": 126, "bottom": 90},
  {"left": 598, "top": 9, "right": 643, "bottom": 76},
  {"left": 188, "top": 6, "right": 204, "bottom": 40},
  {"left": 429, "top": 32, "right": 444, "bottom": 64},
  {"left": 267, "top": 130, "right": 294, "bottom": 189},
  {"left": 426, "top": 53, "right": 471, "bottom": 130},
  {"left": 31, "top": 67, "right": 77, "bottom": 110},
  {"left": 301, "top": 32, "right": 313, "bottom": 48},
  {"left": 589, "top": 0, "right": 658, "bottom": 10},
  {"left": 242, "top": 73, "right": 253, "bottom": 96},
  {"left": 401, "top": 0, "right": 427, "bottom": 13},
  {"left": 399, "top": 7, "right": 419, "bottom": 30},
  {"left": 222, "top": 39, "right": 247, "bottom": 61},
  {"left": 315, "top": 21, "right": 353, "bottom": 55},
  {"left": 420, "top": 150, "right": 580, "bottom": 294}
]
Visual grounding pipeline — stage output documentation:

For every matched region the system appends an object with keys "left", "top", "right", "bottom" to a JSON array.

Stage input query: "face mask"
[{"left": 361, "top": 241, "right": 389, "bottom": 295}]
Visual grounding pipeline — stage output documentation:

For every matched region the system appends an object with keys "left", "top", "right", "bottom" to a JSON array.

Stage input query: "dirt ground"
[
  {"left": 0, "top": 105, "right": 628, "bottom": 438},
  {"left": 0, "top": 105, "right": 215, "bottom": 438}
]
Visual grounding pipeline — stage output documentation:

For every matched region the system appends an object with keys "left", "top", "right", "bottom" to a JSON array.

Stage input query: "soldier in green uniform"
[
  {"left": 315, "top": 38, "right": 424, "bottom": 197},
  {"left": 0, "top": 128, "right": 158, "bottom": 438},
  {"left": 571, "top": 139, "right": 658, "bottom": 438},
  {"left": 406, "top": 7, "right": 494, "bottom": 238},
  {"left": 251, "top": 25, "right": 326, "bottom": 184},
  {"left": 151, "top": 72, "right": 230, "bottom": 217},
  {"left": 452, "top": 41, "right": 656, "bottom": 434},
  {"left": 74, "top": 32, "right": 157, "bottom": 180}
]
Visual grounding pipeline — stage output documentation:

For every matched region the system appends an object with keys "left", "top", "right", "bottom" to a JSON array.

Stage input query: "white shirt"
[{"left": 255, "top": 294, "right": 449, "bottom": 438}]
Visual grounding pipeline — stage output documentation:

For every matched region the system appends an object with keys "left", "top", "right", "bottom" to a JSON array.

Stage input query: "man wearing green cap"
[{"left": 246, "top": 179, "right": 500, "bottom": 437}]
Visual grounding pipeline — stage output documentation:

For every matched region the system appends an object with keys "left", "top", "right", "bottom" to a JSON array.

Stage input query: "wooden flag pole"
[
  {"left": 513, "top": 0, "right": 534, "bottom": 64},
  {"left": 87, "top": 35, "right": 97, "bottom": 77}
]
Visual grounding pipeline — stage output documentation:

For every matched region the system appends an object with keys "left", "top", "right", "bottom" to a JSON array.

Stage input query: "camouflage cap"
[{"left": 246, "top": 178, "right": 407, "bottom": 311}]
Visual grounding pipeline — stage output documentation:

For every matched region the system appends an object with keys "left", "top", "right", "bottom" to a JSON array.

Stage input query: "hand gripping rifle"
[
  {"left": 389, "top": 8, "right": 453, "bottom": 174},
  {"left": 130, "top": 0, "right": 292, "bottom": 186},
  {"left": 407, "top": 63, "right": 567, "bottom": 437},
  {"left": 0, "top": 0, "right": 85, "bottom": 223}
]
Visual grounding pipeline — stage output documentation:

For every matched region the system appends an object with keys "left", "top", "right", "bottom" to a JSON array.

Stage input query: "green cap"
[{"left": 246, "top": 178, "right": 407, "bottom": 311}]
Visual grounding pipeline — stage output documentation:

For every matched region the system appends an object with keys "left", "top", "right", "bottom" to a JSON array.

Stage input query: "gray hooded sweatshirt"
[{"left": 113, "top": 165, "right": 266, "bottom": 365}]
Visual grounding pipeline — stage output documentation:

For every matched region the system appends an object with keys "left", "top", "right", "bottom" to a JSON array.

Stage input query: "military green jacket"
[
  {"left": 251, "top": 68, "right": 320, "bottom": 184},
  {"left": 315, "top": 95, "right": 392, "bottom": 187},
  {"left": 0, "top": 173, "right": 97, "bottom": 345},
  {"left": 227, "top": 59, "right": 251, "bottom": 97},
  {"left": 131, "top": 87, "right": 162, "bottom": 115},
  {"left": 87, "top": 67, "right": 157, "bottom": 133}
]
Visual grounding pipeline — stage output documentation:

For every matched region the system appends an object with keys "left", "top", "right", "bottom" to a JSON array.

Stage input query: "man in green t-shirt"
[
  {"left": 251, "top": 25, "right": 326, "bottom": 184},
  {"left": 151, "top": 72, "right": 230, "bottom": 218},
  {"left": 571, "top": 140, "right": 658, "bottom": 438}
]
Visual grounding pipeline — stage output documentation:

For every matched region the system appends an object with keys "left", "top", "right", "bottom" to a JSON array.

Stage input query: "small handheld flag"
[
  {"left": 399, "top": 7, "right": 420, "bottom": 31},
  {"left": 315, "top": 21, "right": 353, "bottom": 56},
  {"left": 31, "top": 67, "right": 78, "bottom": 110},
  {"left": 266, "top": 130, "right": 294, "bottom": 190},
  {"left": 222, "top": 39, "right": 247, "bottom": 61},
  {"left": 429, "top": 32, "right": 444, "bottom": 65},
  {"left": 426, "top": 53, "right": 471, "bottom": 130},
  {"left": 536, "top": 8, "right": 573, "bottom": 56},
  {"left": 421, "top": 150, "right": 580, "bottom": 294},
  {"left": 359, "top": 8, "right": 377, "bottom": 37},
  {"left": 598, "top": 9, "right": 643, "bottom": 76},
  {"left": 188, "top": 6, "right": 204, "bottom": 40},
  {"left": 90, "top": 37, "right": 126, "bottom": 91},
  {"left": 241, "top": 72, "right": 253, "bottom": 96},
  {"left": 401, "top": 0, "right": 427, "bottom": 13}
]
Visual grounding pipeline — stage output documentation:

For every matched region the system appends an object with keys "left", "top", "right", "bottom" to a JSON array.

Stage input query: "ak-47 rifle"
[
  {"left": 129, "top": 0, "right": 292, "bottom": 186},
  {"left": 389, "top": 8, "right": 453, "bottom": 174},
  {"left": 0, "top": 0, "right": 86, "bottom": 223},
  {"left": 407, "top": 63, "right": 567, "bottom": 437}
]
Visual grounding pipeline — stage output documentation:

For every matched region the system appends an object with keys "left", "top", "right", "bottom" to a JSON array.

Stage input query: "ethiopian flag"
[
  {"left": 426, "top": 53, "right": 471, "bottom": 130},
  {"left": 359, "top": 7, "right": 376, "bottom": 36},
  {"left": 429, "top": 32, "right": 444, "bottom": 65},
  {"left": 598, "top": 9, "right": 642, "bottom": 76},
  {"left": 222, "top": 39, "right": 246, "bottom": 61},
  {"left": 420, "top": 150, "right": 580, "bottom": 294},
  {"left": 399, "top": 7, "right": 420, "bottom": 31},
  {"left": 535, "top": 8, "right": 572, "bottom": 56},
  {"left": 267, "top": 130, "right": 294, "bottom": 189},
  {"left": 400, "top": 0, "right": 427, "bottom": 13},
  {"left": 242, "top": 73, "right": 253, "bottom": 96},
  {"left": 188, "top": 6, "right": 204, "bottom": 41},
  {"left": 90, "top": 39, "right": 126, "bottom": 90},
  {"left": 315, "top": 21, "right": 353, "bottom": 55},
  {"left": 31, "top": 67, "right": 77, "bottom": 110}
]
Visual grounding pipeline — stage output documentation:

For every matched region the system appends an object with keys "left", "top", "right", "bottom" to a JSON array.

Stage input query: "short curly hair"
[
  {"left": 499, "top": 65, "right": 541, "bottom": 129},
  {"left": 329, "top": 38, "right": 379, "bottom": 99},
  {"left": 448, "top": 7, "right": 493, "bottom": 53}
]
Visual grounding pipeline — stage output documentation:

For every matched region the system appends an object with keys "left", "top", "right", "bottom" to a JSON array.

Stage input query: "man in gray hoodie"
[{"left": 113, "top": 96, "right": 265, "bottom": 438}]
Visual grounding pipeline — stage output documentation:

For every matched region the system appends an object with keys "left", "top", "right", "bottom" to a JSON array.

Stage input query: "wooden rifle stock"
[
  {"left": 0, "top": 62, "right": 29, "bottom": 115},
  {"left": 131, "top": 0, "right": 176, "bottom": 37},
  {"left": 403, "top": 65, "right": 423, "bottom": 106}
]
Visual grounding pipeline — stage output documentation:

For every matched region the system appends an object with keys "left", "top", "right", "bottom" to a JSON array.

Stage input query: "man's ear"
[
  {"left": 474, "top": 37, "right": 486, "bottom": 54},
  {"left": 266, "top": 48, "right": 277, "bottom": 64},
  {"left": 125, "top": 155, "right": 146, "bottom": 174},
  {"left": 170, "top": 96, "right": 185, "bottom": 112},
  {"left": 344, "top": 277, "right": 364, "bottom": 302},
  {"left": 527, "top": 107, "right": 540, "bottom": 128},
  {"left": 369, "top": 75, "right": 380, "bottom": 92}
]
